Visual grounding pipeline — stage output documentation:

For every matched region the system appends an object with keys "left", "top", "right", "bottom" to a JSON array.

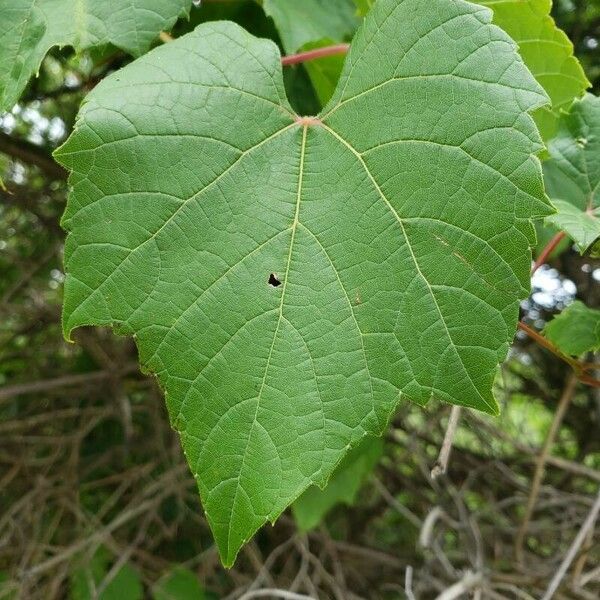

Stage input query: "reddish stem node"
[{"left": 295, "top": 115, "right": 322, "bottom": 126}]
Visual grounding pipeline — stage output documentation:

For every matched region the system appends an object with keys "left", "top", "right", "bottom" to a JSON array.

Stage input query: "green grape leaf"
[
  {"left": 299, "top": 38, "right": 346, "bottom": 107},
  {"left": 153, "top": 567, "right": 205, "bottom": 600},
  {"left": 293, "top": 436, "right": 383, "bottom": 531},
  {"left": 263, "top": 0, "right": 359, "bottom": 53},
  {"left": 354, "top": 0, "right": 377, "bottom": 17},
  {"left": 544, "top": 301, "right": 600, "bottom": 357},
  {"left": 0, "top": 0, "right": 191, "bottom": 112},
  {"left": 543, "top": 94, "right": 600, "bottom": 253},
  {"left": 477, "top": 0, "right": 589, "bottom": 140},
  {"left": 56, "top": 0, "right": 551, "bottom": 566}
]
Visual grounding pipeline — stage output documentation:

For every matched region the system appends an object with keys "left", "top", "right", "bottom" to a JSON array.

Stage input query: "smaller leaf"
[
  {"left": 543, "top": 94, "right": 600, "bottom": 253},
  {"left": 292, "top": 436, "right": 384, "bottom": 532},
  {"left": 546, "top": 200, "right": 600, "bottom": 254},
  {"left": 300, "top": 38, "right": 346, "bottom": 107},
  {"left": 153, "top": 567, "right": 204, "bottom": 600},
  {"left": 70, "top": 549, "right": 143, "bottom": 600},
  {"left": 544, "top": 301, "right": 600, "bottom": 357},
  {"left": 477, "top": 0, "right": 589, "bottom": 140}
]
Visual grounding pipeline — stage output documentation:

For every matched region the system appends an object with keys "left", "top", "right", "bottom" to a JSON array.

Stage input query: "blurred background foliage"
[
  {"left": 1, "top": 1, "right": 600, "bottom": 598},
  {"left": 555, "top": 0, "right": 600, "bottom": 92}
]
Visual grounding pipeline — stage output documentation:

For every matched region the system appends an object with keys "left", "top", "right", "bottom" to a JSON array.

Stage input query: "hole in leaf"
[{"left": 268, "top": 273, "right": 282, "bottom": 287}]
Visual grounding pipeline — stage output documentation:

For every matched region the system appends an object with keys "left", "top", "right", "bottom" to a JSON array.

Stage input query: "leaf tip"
[{"left": 485, "top": 400, "right": 501, "bottom": 418}]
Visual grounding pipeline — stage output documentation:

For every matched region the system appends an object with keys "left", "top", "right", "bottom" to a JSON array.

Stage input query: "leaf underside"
[
  {"left": 546, "top": 200, "right": 600, "bottom": 254},
  {"left": 0, "top": 0, "right": 191, "bottom": 112},
  {"left": 56, "top": 0, "right": 551, "bottom": 566},
  {"left": 543, "top": 94, "right": 600, "bottom": 253}
]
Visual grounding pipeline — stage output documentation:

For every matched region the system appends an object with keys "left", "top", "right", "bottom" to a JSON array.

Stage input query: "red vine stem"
[
  {"left": 281, "top": 44, "right": 350, "bottom": 66},
  {"left": 160, "top": 33, "right": 351, "bottom": 67},
  {"left": 518, "top": 322, "right": 600, "bottom": 388},
  {"left": 518, "top": 322, "right": 578, "bottom": 371},
  {"left": 532, "top": 231, "right": 566, "bottom": 274}
]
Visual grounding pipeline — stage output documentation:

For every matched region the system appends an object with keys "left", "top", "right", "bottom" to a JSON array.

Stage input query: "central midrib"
[{"left": 225, "top": 123, "right": 308, "bottom": 559}]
